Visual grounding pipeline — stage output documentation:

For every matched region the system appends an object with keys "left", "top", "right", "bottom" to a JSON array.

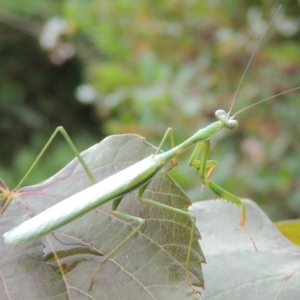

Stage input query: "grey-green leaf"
[
  {"left": 0, "top": 134, "right": 204, "bottom": 300},
  {"left": 192, "top": 199, "right": 300, "bottom": 300}
]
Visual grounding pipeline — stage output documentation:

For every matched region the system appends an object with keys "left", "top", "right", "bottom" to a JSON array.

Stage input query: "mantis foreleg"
[{"left": 189, "top": 140, "right": 257, "bottom": 249}]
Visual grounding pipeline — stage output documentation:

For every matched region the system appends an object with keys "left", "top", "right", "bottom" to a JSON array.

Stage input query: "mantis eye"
[{"left": 227, "top": 119, "right": 238, "bottom": 130}]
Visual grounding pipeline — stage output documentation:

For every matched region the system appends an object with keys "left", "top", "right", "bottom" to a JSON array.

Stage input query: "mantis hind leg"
[
  {"left": 0, "top": 126, "right": 96, "bottom": 216},
  {"left": 15, "top": 126, "right": 97, "bottom": 190}
]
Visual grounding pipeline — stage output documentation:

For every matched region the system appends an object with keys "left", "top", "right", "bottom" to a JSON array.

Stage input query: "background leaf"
[
  {"left": 192, "top": 200, "right": 300, "bottom": 300},
  {"left": 1, "top": 134, "right": 204, "bottom": 300},
  {"left": 276, "top": 219, "right": 300, "bottom": 246}
]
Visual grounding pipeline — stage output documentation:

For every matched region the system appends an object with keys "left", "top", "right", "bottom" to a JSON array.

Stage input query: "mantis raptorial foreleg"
[{"left": 189, "top": 140, "right": 257, "bottom": 249}]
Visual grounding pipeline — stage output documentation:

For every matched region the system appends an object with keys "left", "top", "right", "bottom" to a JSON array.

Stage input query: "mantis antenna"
[{"left": 228, "top": 5, "right": 282, "bottom": 115}]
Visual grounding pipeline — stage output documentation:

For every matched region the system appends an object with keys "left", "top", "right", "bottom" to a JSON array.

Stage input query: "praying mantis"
[
  {"left": 2, "top": 111, "right": 247, "bottom": 289},
  {"left": 3, "top": 88, "right": 300, "bottom": 293},
  {"left": 1, "top": 6, "right": 299, "bottom": 298}
]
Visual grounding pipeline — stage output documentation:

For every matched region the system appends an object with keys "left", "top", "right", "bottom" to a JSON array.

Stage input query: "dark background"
[{"left": 1, "top": 0, "right": 300, "bottom": 222}]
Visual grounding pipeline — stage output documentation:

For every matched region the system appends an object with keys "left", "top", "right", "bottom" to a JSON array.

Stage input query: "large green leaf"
[
  {"left": 193, "top": 200, "right": 300, "bottom": 300},
  {"left": 3, "top": 134, "right": 298, "bottom": 299},
  {"left": 0, "top": 134, "right": 204, "bottom": 300}
]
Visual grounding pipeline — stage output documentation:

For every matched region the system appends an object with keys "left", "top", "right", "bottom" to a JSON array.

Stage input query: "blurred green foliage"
[{"left": 0, "top": 1, "right": 300, "bottom": 222}]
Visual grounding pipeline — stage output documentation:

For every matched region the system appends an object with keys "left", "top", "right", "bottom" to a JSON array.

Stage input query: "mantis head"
[{"left": 215, "top": 110, "right": 238, "bottom": 130}]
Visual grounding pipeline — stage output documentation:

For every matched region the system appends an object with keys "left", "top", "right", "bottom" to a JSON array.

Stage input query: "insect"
[
  {"left": 3, "top": 111, "right": 249, "bottom": 288},
  {"left": 2, "top": 5, "right": 298, "bottom": 293}
]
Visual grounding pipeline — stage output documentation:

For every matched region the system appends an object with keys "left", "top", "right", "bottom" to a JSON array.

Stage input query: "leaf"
[
  {"left": 0, "top": 134, "right": 204, "bottom": 300},
  {"left": 191, "top": 200, "right": 300, "bottom": 300},
  {"left": 276, "top": 219, "right": 300, "bottom": 246}
]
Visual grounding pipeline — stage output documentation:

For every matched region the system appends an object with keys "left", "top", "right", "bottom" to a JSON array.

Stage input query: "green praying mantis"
[
  {"left": 3, "top": 89, "right": 300, "bottom": 292},
  {"left": 1, "top": 6, "right": 299, "bottom": 293},
  {"left": 2, "top": 113, "right": 244, "bottom": 290}
]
